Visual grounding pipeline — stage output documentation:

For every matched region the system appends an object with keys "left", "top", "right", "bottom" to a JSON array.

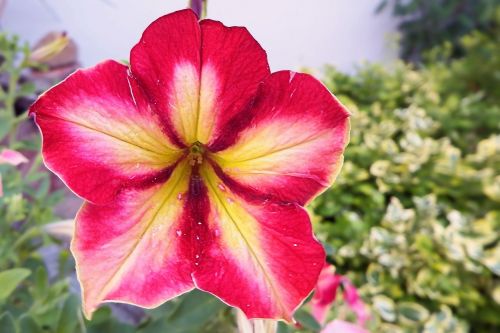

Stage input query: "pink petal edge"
[{"left": 0, "top": 149, "right": 28, "bottom": 166}]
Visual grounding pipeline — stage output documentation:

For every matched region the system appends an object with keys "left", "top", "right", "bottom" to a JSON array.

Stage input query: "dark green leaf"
[
  {"left": 19, "top": 314, "right": 41, "bottom": 333},
  {"left": 293, "top": 309, "right": 321, "bottom": 331},
  {"left": 0, "top": 312, "right": 17, "bottom": 333},
  {"left": 55, "top": 294, "right": 82, "bottom": 333}
]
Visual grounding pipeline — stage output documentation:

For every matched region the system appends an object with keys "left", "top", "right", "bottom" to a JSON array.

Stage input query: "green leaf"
[
  {"left": 373, "top": 295, "right": 397, "bottom": 322},
  {"left": 19, "top": 82, "right": 36, "bottom": 96},
  {"left": 397, "top": 302, "right": 429, "bottom": 325},
  {"left": 55, "top": 294, "right": 83, "bottom": 333},
  {"left": 293, "top": 309, "right": 321, "bottom": 331},
  {"left": 0, "top": 113, "right": 12, "bottom": 141},
  {"left": 0, "top": 268, "right": 31, "bottom": 300},
  {"left": 19, "top": 314, "right": 41, "bottom": 333},
  {"left": 141, "top": 290, "right": 225, "bottom": 333},
  {"left": 33, "top": 266, "right": 48, "bottom": 301},
  {"left": 277, "top": 322, "right": 292, "bottom": 333},
  {"left": 0, "top": 312, "right": 17, "bottom": 333},
  {"left": 35, "top": 177, "right": 50, "bottom": 199},
  {"left": 169, "top": 291, "right": 224, "bottom": 329}
]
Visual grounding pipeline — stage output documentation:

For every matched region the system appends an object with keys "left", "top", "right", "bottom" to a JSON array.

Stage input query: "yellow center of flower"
[{"left": 188, "top": 142, "right": 205, "bottom": 166}]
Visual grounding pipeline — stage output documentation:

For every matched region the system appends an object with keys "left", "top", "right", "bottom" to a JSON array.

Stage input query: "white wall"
[{"left": 2, "top": 0, "right": 398, "bottom": 72}]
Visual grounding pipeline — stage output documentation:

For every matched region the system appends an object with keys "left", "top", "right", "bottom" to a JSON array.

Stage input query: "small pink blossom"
[
  {"left": 321, "top": 320, "right": 370, "bottom": 333},
  {"left": 312, "top": 263, "right": 371, "bottom": 326},
  {"left": 0, "top": 149, "right": 28, "bottom": 166},
  {"left": 0, "top": 149, "right": 28, "bottom": 197}
]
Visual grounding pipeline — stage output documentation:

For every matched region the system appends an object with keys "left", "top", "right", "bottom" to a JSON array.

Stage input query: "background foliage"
[
  {"left": 0, "top": 5, "right": 499, "bottom": 333},
  {"left": 314, "top": 15, "right": 500, "bottom": 333},
  {"left": 377, "top": 0, "right": 499, "bottom": 62}
]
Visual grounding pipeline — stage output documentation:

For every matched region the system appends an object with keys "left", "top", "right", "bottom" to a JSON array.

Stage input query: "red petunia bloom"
[{"left": 30, "top": 10, "right": 349, "bottom": 321}]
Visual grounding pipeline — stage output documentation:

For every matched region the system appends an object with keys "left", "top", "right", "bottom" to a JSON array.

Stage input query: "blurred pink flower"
[
  {"left": 321, "top": 320, "right": 370, "bottom": 333},
  {"left": 0, "top": 148, "right": 28, "bottom": 197},
  {"left": 342, "top": 279, "right": 371, "bottom": 326},
  {"left": 312, "top": 263, "right": 371, "bottom": 327},
  {"left": 0, "top": 149, "right": 28, "bottom": 166}
]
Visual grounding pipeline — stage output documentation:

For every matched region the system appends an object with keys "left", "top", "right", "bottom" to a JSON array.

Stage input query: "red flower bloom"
[
  {"left": 312, "top": 264, "right": 370, "bottom": 326},
  {"left": 29, "top": 10, "right": 349, "bottom": 321}
]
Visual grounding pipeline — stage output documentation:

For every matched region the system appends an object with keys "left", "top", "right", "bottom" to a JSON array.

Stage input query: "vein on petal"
[
  {"left": 223, "top": 170, "right": 330, "bottom": 187},
  {"left": 220, "top": 132, "right": 329, "bottom": 164},
  {"left": 87, "top": 161, "right": 190, "bottom": 309},
  {"left": 39, "top": 113, "right": 180, "bottom": 157},
  {"left": 201, "top": 166, "right": 288, "bottom": 317}
]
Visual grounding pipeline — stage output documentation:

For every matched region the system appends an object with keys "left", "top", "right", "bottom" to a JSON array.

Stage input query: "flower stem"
[
  {"left": 189, "top": 0, "right": 207, "bottom": 19},
  {"left": 235, "top": 309, "right": 278, "bottom": 333}
]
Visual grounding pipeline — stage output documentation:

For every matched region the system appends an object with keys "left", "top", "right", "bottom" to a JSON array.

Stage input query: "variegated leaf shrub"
[{"left": 313, "top": 26, "right": 499, "bottom": 333}]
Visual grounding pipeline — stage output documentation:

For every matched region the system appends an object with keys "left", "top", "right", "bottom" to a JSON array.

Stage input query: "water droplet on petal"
[
  {"left": 218, "top": 183, "right": 226, "bottom": 191},
  {"left": 196, "top": 235, "right": 200, "bottom": 240},
  {"left": 195, "top": 254, "right": 200, "bottom": 259},
  {"left": 176, "top": 230, "right": 182, "bottom": 237},
  {"left": 177, "top": 193, "right": 183, "bottom": 200},
  {"left": 293, "top": 243, "right": 298, "bottom": 247},
  {"left": 226, "top": 197, "right": 234, "bottom": 204},
  {"left": 197, "top": 221, "right": 202, "bottom": 225}
]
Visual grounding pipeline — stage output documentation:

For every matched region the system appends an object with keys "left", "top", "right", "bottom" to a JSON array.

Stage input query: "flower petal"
[
  {"left": 195, "top": 19, "right": 270, "bottom": 145},
  {"left": 343, "top": 280, "right": 371, "bottom": 326},
  {"left": 130, "top": 9, "right": 201, "bottom": 145},
  {"left": 311, "top": 264, "right": 342, "bottom": 324},
  {"left": 191, "top": 164, "right": 325, "bottom": 321},
  {"left": 0, "top": 149, "right": 28, "bottom": 166},
  {"left": 71, "top": 161, "right": 194, "bottom": 319},
  {"left": 30, "top": 60, "right": 183, "bottom": 204},
  {"left": 211, "top": 71, "right": 349, "bottom": 205},
  {"left": 130, "top": 10, "right": 270, "bottom": 146}
]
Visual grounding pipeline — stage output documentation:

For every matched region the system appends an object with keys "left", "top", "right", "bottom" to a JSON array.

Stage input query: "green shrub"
[
  {"left": 313, "top": 25, "right": 500, "bottom": 333},
  {"left": 376, "top": 0, "right": 499, "bottom": 62}
]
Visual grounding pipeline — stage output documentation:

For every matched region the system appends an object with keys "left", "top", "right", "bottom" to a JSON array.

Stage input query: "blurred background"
[
  {"left": 3, "top": 0, "right": 398, "bottom": 72},
  {"left": 0, "top": 1, "right": 498, "bottom": 333}
]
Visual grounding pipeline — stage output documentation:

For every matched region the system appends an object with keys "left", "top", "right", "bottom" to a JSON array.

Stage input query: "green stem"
[
  {"left": 13, "top": 227, "right": 41, "bottom": 250},
  {"left": 5, "top": 50, "right": 31, "bottom": 147},
  {"left": 6, "top": 70, "right": 21, "bottom": 146},
  {"left": 26, "top": 151, "right": 43, "bottom": 178}
]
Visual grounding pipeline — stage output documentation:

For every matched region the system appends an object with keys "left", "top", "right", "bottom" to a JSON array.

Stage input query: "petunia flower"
[
  {"left": 29, "top": 9, "right": 349, "bottom": 321},
  {"left": 312, "top": 263, "right": 370, "bottom": 326},
  {"left": 321, "top": 320, "right": 369, "bottom": 333},
  {"left": 0, "top": 149, "right": 28, "bottom": 197}
]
